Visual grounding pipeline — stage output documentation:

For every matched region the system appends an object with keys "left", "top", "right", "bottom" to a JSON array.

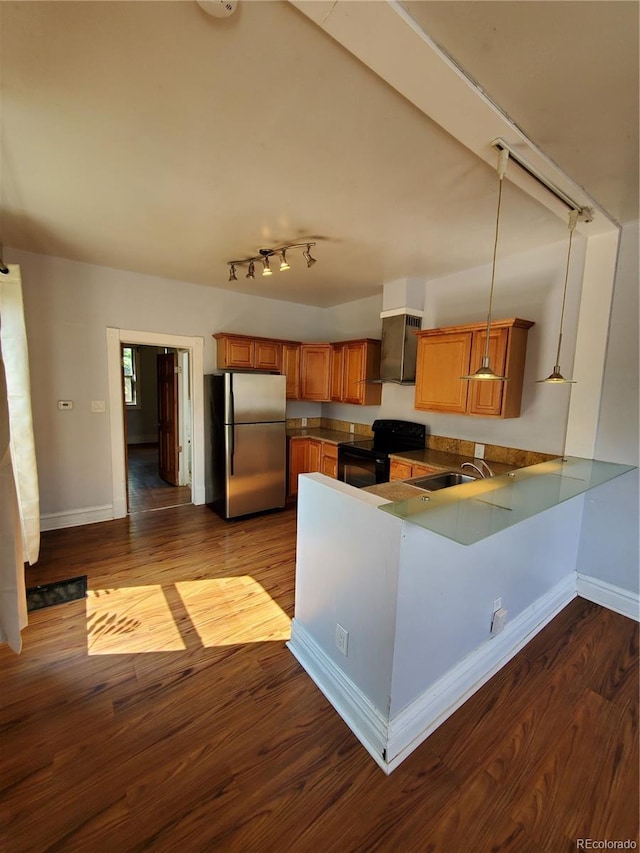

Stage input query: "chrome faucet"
[{"left": 461, "top": 460, "right": 495, "bottom": 478}]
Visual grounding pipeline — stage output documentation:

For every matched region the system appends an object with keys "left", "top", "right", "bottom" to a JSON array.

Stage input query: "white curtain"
[{"left": 0, "top": 265, "right": 40, "bottom": 653}]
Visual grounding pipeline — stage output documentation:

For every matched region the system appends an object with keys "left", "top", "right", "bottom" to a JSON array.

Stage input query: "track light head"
[
  {"left": 246, "top": 261, "right": 255, "bottom": 279},
  {"left": 279, "top": 250, "right": 290, "bottom": 272},
  {"left": 228, "top": 264, "right": 237, "bottom": 282},
  {"left": 262, "top": 256, "right": 272, "bottom": 277},
  {"left": 303, "top": 245, "right": 316, "bottom": 268}
]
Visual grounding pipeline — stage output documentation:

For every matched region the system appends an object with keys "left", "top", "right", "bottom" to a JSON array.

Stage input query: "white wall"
[
  {"left": 324, "top": 238, "right": 585, "bottom": 455},
  {"left": 11, "top": 248, "right": 327, "bottom": 517},
  {"left": 576, "top": 221, "right": 639, "bottom": 594}
]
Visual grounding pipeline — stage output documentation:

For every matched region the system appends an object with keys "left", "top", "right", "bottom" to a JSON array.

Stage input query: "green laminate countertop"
[{"left": 379, "top": 456, "right": 636, "bottom": 546}]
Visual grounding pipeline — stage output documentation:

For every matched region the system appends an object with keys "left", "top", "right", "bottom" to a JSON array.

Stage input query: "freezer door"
[
  {"left": 226, "top": 373, "right": 286, "bottom": 424},
  {"left": 225, "top": 421, "right": 286, "bottom": 518}
]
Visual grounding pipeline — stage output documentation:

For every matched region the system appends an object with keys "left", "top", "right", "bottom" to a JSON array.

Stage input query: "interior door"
[{"left": 157, "top": 351, "right": 179, "bottom": 485}]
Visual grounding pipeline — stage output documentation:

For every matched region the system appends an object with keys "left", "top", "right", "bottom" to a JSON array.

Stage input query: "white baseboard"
[
  {"left": 576, "top": 573, "right": 640, "bottom": 622},
  {"left": 385, "top": 573, "right": 576, "bottom": 771},
  {"left": 288, "top": 574, "right": 576, "bottom": 774},
  {"left": 40, "top": 505, "right": 114, "bottom": 531},
  {"left": 287, "top": 621, "right": 391, "bottom": 773}
]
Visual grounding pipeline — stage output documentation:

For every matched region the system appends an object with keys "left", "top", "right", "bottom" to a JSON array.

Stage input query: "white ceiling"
[{"left": 0, "top": 1, "right": 637, "bottom": 307}]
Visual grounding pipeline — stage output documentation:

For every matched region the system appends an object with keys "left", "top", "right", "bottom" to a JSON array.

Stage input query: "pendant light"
[
  {"left": 536, "top": 209, "right": 579, "bottom": 384},
  {"left": 461, "top": 148, "right": 510, "bottom": 382}
]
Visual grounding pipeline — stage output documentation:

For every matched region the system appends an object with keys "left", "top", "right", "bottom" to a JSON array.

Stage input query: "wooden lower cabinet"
[
  {"left": 389, "top": 459, "right": 439, "bottom": 481},
  {"left": 414, "top": 318, "right": 534, "bottom": 419},
  {"left": 320, "top": 442, "right": 338, "bottom": 478},
  {"left": 288, "top": 437, "right": 338, "bottom": 495}
]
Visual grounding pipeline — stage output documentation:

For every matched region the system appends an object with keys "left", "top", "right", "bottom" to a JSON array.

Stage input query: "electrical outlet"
[
  {"left": 491, "top": 607, "right": 508, "bottom": 636},
  {"left": 349, "top": 423, "right": 355, "bottom": 433},
  {"left": 475, "top": 443, "right": 485, "bottom": 459},
  {"left": 493, "top": 597, "right": 502, "bottom": 613},
  {"left": 335, "top": 623, "right": 349, "bottom": 656},
  {"left": 301, "top": 417, "right": 307, "bottom": 427}
]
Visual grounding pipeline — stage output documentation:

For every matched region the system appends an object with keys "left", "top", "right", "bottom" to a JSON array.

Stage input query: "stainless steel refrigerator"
[{"left": 205, "top": 372, "right": 286, "bottom": 519}]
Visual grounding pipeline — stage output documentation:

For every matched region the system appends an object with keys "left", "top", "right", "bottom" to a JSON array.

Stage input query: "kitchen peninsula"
[{"left": 287, "top": 459, "right": 635, "bottom": 773}]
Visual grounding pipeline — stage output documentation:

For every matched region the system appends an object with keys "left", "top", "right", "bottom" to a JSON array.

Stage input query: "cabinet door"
[
  {"left": 300, "top": 344, "right": 331, "bottom": 401},
  {"left": 467, "top": 328, "right": 508, "bottom": 417},
  {"left": 307, "top": 439, "right": 322, "bottom": 473},
  {"left": 330, "top": 344, "right": 345, "bottom": 402},
  {"left": 343, "top": 342, "right": 366, "bottom": 405},
  {"left": 390, "top": 459, "right": 413, "bottom": 481},
  {"left": 218, "top": 335, "right": 255, "bottom": 370},
  {"left": 288, "top": 438, "right": 308, "bottom": 496},
  {"left": 320, "top": 442, "right": 338, "bottom": 479},
  {"left": 283, "top": 343, "right": 301, "bottom": 400},
  {"left": 414, "top": 333, "right": 472, "bottom": 414},
  {"left": 255, "top": 339, "right": 282, "bottom": 372}
]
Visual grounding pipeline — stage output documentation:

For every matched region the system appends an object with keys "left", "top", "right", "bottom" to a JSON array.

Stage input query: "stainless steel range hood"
[{"left": 379, "top": 312, "right": 421, "bottom": 384}]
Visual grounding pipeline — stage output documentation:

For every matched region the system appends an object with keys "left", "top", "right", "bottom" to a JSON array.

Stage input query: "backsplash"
[
  {"left": 286, "top": 417, "right": 556, "bottom": 466},
  {"left": 425, "top": 434, "right": 556, "bottom": 467}
]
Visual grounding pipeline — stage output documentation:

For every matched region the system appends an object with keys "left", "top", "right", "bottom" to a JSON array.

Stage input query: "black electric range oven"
[{"left": 337, "top": 419, "right": 426, "bottom": 488}]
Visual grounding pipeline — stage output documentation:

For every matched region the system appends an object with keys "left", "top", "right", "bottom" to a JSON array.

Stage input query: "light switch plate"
[
  {"left": 91, "top": 400, "right": 106, "bottom": 413},
  {"left": 57, "top": 400, "right": 73, "bottom": 410}
]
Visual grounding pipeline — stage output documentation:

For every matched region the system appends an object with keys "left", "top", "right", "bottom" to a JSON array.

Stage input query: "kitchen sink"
[{"left": 405, "top": 471, "right": 478, "bottom": 491}]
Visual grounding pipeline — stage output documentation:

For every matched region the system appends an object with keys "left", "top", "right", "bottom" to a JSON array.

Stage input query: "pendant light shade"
[
  {"left": 461, "top": 149, "right": 510, "bottom": 382},
  {"left": 537, "top": 209, "right": 579, "bottom": 384}
]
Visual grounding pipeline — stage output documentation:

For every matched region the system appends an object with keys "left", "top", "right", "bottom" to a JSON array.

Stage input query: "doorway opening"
[
  {"left": 106, "top": 328, "right": 205, "bottom": 521},
  {"left": 123, "top": 344, "right": 192, "bottom": 514}
]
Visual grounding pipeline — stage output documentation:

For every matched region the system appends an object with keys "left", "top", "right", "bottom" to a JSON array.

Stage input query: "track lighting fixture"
[
  {"left": 461, "top": 148, "right": 510, "bottom": 382},
  {"left": 537, "top": 209, "right": 579, "bottom": 384},
  {"left": 227, "top": 241, "right": 317, "bottom": 281}
]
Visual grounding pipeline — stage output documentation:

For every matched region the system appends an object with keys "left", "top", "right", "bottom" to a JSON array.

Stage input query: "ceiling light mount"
[{"left": 227, "top": 242, "right": 317, "bottom": 281}]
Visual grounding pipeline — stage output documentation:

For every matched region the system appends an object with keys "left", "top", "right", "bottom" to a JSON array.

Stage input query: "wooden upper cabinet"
[
  {"left": 414, "top": 318, "right": 534, "bottom": 419},
  {"left": 214, "top": 333, "right": 382, "bottom": 405},
  {"left": 282, "top": 343, "right": 301, "bottom": 400},
  {"left": 330, "top": 339, "right": 382, "bottom": 405},
  {"left": 254, "top": 339, "right": 282, "bottom": 372},
  {"left": 300, "top": 344, "right": 332, "bottom": 401},
  {"left": 214, "top": 333, "right": 284, "bottom": 373},
  {"left": 330, "top": 344, "right": 345, "bottom": 401},
  {"left": 215, "top": 334, "right": 255, "bottom": 370},
  {"left": 414, "top": 332, "right": 472, "bottom": 414}
]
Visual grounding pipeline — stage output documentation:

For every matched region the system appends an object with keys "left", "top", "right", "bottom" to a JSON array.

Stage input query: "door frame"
[{"left": 106, "top": 328, "right": 205, "bottom": 519}]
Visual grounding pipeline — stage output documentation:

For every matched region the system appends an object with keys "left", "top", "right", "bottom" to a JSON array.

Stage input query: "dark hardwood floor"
[
  {"left": 1, "top": 503, "right": 638, "bottom": 852},
  {"left": 127, "top": 443, "right": 191, "bottom": 514}
]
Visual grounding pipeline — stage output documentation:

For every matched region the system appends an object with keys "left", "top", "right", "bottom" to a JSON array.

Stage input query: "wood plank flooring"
[
  {"left": 1, "top": 503, "right": 638, "bottom": 852},
  {"left": 127, "top": 444, "right": 191, "bottom": 514}
]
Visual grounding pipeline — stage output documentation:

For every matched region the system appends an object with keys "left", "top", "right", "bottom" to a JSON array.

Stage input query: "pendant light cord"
[
  {"left": 483, "top": 149, "right": 509, "bottom": 362},
  {"left": 554, "top": 209, "right": 579, "bottom": 366}
]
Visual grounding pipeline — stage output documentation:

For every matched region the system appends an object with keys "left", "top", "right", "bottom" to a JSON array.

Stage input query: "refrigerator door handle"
[{"left": 229, "top": 379, "right": 235, "bottom": 475}]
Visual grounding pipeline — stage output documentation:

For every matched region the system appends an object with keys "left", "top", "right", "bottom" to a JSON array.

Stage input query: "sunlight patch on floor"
[
  {"left": 175, "top": 577, "right": 291, "bottom": 647},
  {"left": 86, "top": 586, "right": 186, "bottom": 655},
  {"left": 86, "top": 577, "right": 290, "bottom": 654}
]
